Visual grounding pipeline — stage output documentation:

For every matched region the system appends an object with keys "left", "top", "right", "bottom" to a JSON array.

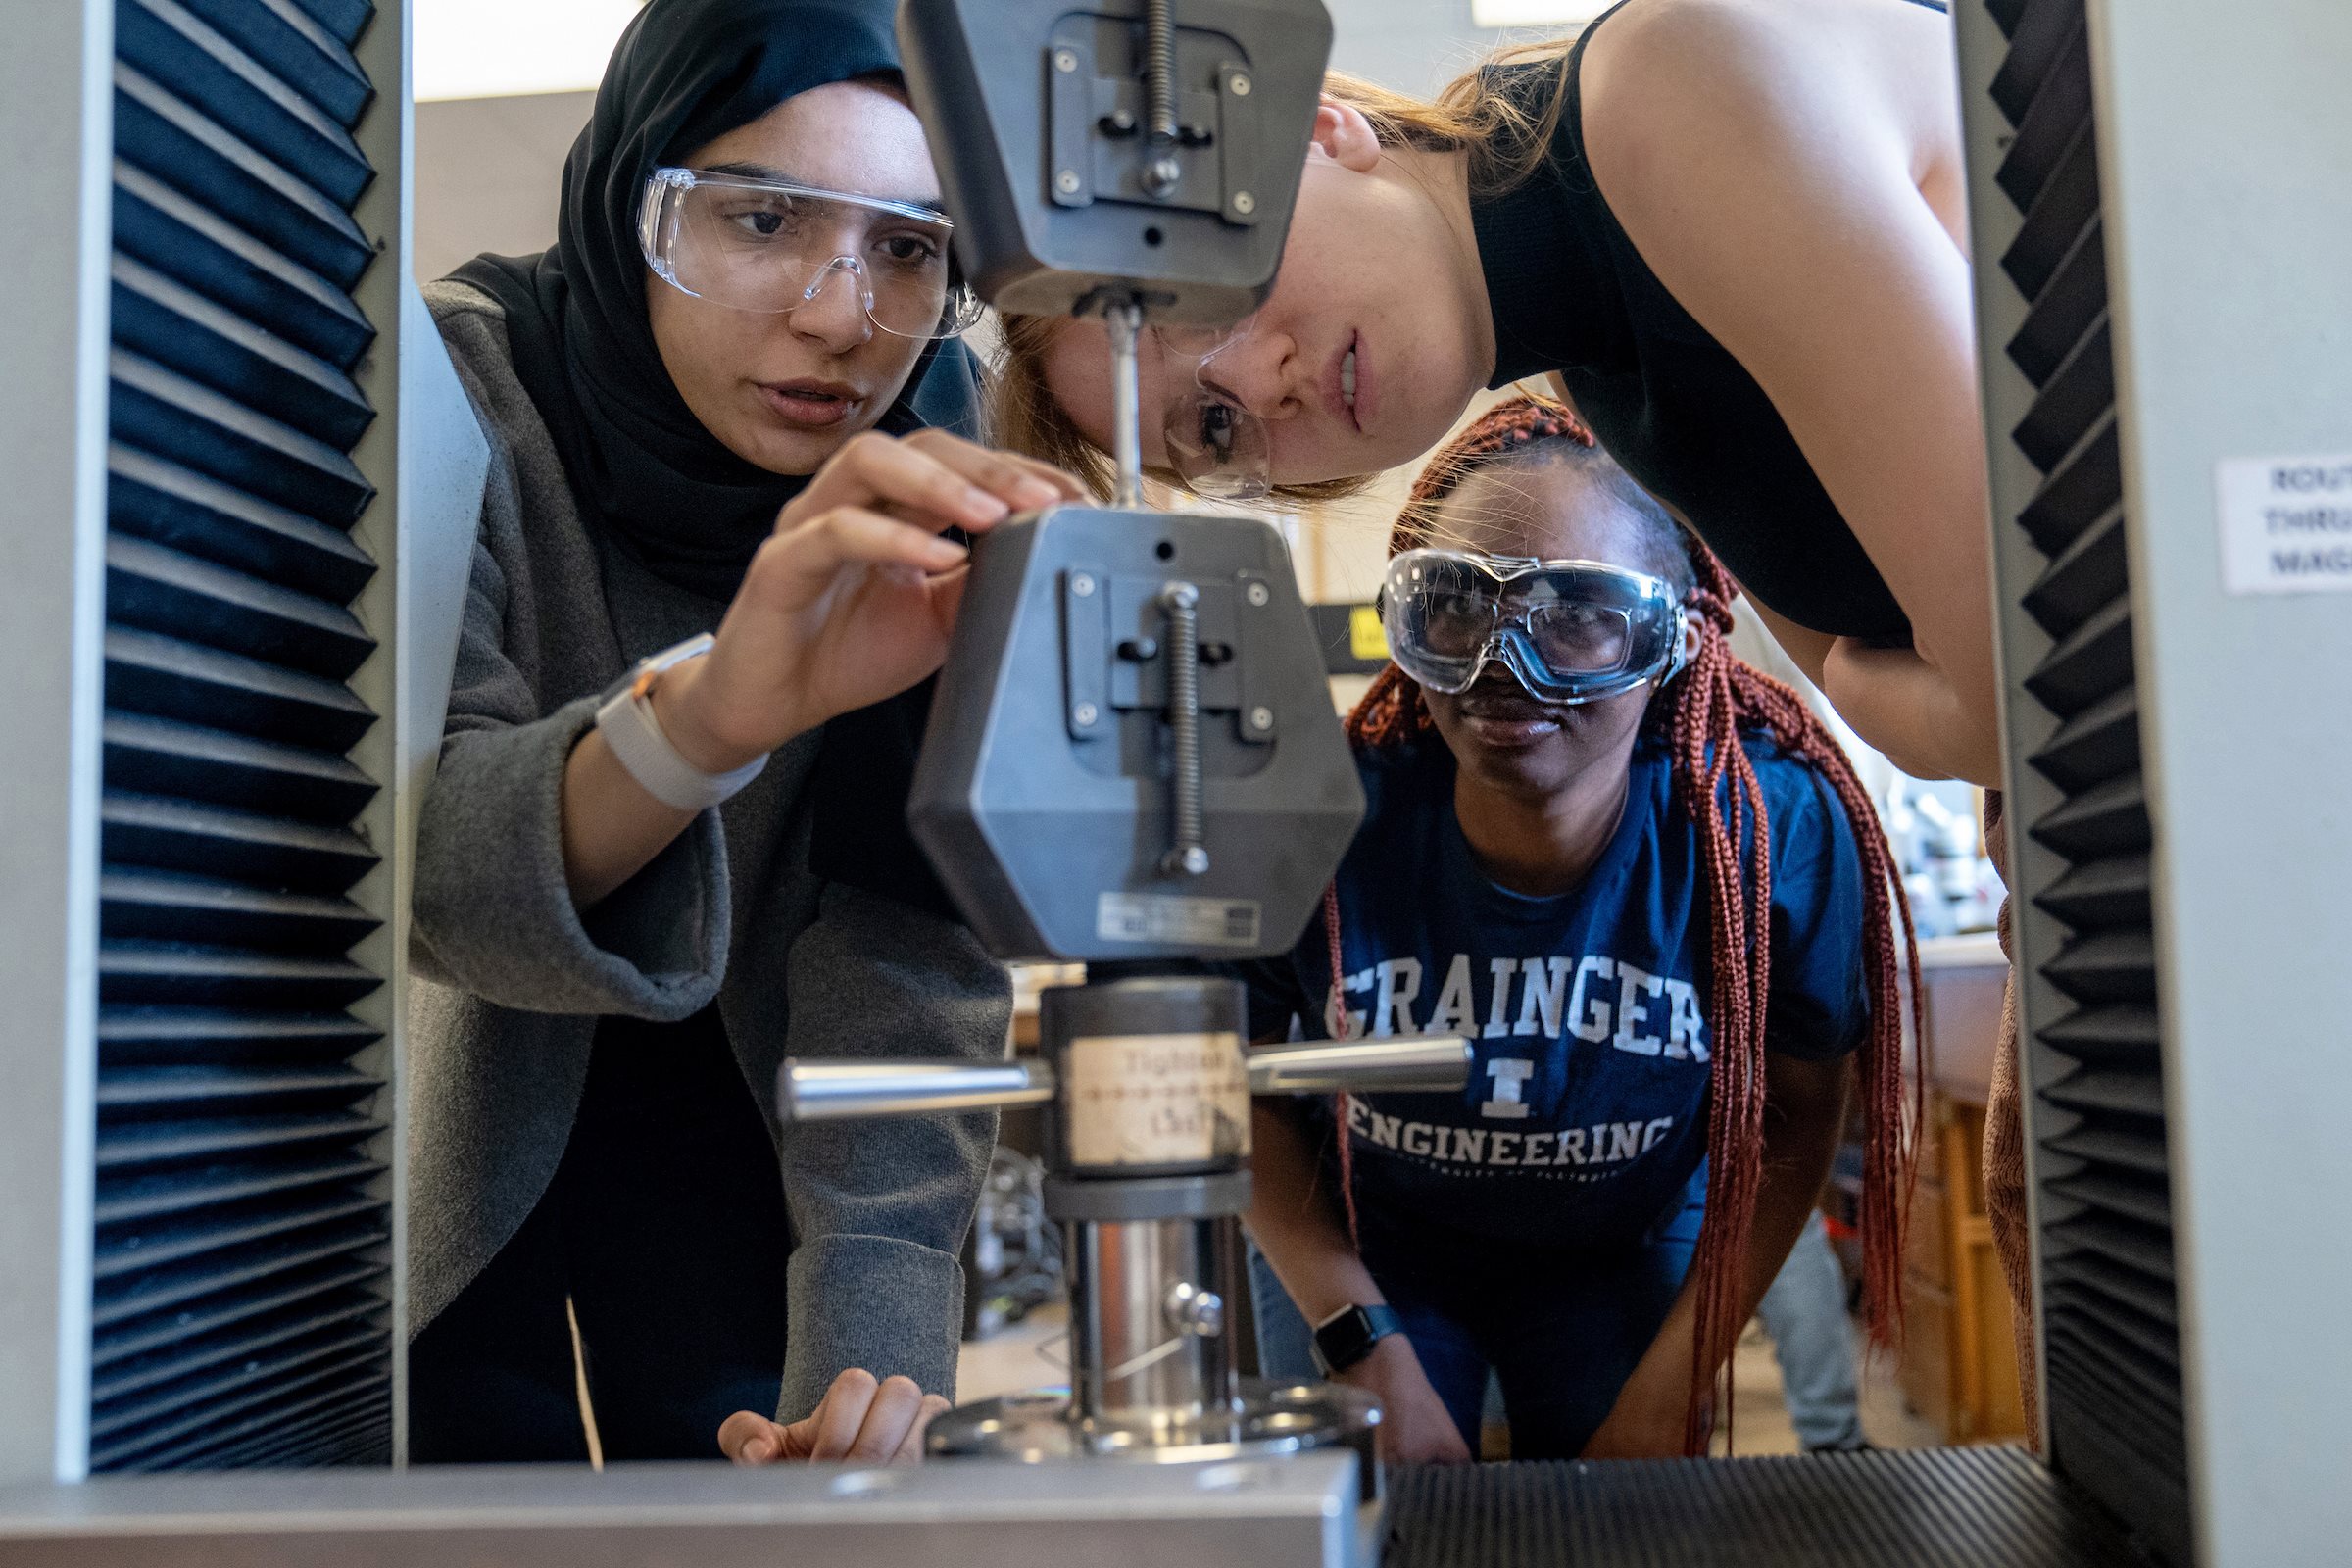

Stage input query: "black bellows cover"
[
  {"left": 1383, "top": 1447, "right": 2154, "bottom": 1568},
  {"left": 1975, "top": 0, "right": 2189, "bottom": 1562},
  {"left": 94, "top": 0, "right": 391, "bottom": 1471}
]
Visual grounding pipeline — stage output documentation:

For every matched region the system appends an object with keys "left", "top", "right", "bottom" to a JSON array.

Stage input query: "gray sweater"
[{"left": 408, "top": 277, "right": 1008, "bottom": 1422}]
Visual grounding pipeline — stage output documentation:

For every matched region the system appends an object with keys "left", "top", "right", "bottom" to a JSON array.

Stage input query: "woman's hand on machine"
[
  {"left": 1339, "top": 1334, "right": 1473, "bottom": 1465},
  {"left": 652, "top": 430, "right": 1084, "bottom": 774},
  {"left": 718, "top": 1368, "right": 953, "bottom": 1466}
]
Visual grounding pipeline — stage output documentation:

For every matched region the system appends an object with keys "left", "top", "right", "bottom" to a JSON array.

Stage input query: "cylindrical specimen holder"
[
  {"left": 929, "top": 977, "right": 1379, "bottom": 1484},
  {"left": 1040, "top": 976, "right": 1250, "bottom": 1438}
]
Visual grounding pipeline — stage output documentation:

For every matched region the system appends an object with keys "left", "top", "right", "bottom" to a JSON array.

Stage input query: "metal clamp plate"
[{"left": 1044, "top": 18, "right": 1258, "bottom": 220}]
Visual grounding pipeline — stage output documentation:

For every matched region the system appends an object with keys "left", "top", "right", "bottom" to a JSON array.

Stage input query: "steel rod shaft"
[
  {"left": 1245, "top": 1035, "right": 1473, "bottom": 1095},
  {"left": 778, "top": 1036, "right": 1471, "bottom": 1122},
  {"left": 1102, "top": 295, "right": 1146, "bottom": 509},
  {"left": 778, "top": 1059, "right": 1056, "bottom": 1120}
]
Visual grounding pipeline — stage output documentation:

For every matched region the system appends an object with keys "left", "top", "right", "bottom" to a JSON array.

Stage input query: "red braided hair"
[{"left": 1325, "top": 396, "right": 1921, "bottom": 1455}]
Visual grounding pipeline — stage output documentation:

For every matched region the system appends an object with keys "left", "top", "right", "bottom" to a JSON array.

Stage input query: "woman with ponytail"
[{"left": 1241, "top": 397, "right": 1917, "bottom": 1462}]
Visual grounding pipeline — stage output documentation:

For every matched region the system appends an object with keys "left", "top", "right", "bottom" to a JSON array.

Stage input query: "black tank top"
[{"left": 1468, "top": 0, "right": 1946, "bottom": 641}]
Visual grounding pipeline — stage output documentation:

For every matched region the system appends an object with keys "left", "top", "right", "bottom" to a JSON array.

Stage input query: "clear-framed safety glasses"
[
  {"left": 1154, "top": 313, "right": 1270, "bottom": 502},
  {"left": 637, "top": 166, "right": 984, "bottom": 340},
  {"left": 1378, "top": 548, "right": 1695, "bottom": 705}
]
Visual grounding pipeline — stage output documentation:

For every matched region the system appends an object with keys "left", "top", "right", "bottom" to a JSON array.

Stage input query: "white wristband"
[{"left": 594, "top": 634, "right": 767, "bottom": 811}]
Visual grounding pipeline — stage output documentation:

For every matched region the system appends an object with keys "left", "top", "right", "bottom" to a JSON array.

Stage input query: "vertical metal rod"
[
  {"left": 1068, "top": 1220, "right": 1102, "bottom": 1428},
  {"left": 1159, "top": 582, "right": 1208, "bottom": 877},
  {"left": 1103, "top": 296, "right": 1147, "bottom": 510}
]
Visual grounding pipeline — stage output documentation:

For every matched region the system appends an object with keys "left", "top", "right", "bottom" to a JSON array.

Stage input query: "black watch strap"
[{"left": 1311, "top": 1302, "right": 1402, "bottom": 1376}]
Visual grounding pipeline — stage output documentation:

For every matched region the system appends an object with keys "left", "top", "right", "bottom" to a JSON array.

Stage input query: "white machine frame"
[{"left": 0, "top": 1, "right": 2347, "bottom": 1563}]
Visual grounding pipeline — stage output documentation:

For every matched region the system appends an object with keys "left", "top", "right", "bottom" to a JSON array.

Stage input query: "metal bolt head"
[
  {"left": 1250, "top": 706, "right": 1274, "bottom": 732},
  {"left": 1231, "top": 191, "right": 1255, "bottom": 216},
  {"left": 1228, "top": 73, "right": 1251, "bottom": 96},
  {"left": 1165, "top": 1282, "right": 1226, "bottom": 1337},
  {"left": 1072, "top": 702, "right": 1100, "bottom": 727},
  {"left": 1171, "top": 845, "right": 1211, "bottom": 877},
  {"left": 1245, "top": 581, "right": 1270, "bottom": 607},
  {"left": 1054, "top": 48, "right": 1079, "bottom": 73},
  {"left": 1071, "top": 572, "right": 1096, "bottom": 597},
  {"left": 1159, "top": 579, "right": 1200, "bottom": 609},
  {"left": 1055, "top": 170, "right": 1082, "bottom": 196}
]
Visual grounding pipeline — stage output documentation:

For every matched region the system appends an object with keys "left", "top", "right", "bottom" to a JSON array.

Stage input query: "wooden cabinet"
[{"left": 1896, "top": 941, "right": 2028, "bottom": 1445}]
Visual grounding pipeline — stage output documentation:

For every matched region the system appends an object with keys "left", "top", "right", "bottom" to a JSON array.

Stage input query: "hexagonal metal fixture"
[{"left": 909, "top": 506, "right": 1365, "bottom": 962}]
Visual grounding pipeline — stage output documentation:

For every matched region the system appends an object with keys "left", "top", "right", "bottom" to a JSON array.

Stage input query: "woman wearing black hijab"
[{"left": 406, "top": 0, "right": 1080, "bottom": 1463}]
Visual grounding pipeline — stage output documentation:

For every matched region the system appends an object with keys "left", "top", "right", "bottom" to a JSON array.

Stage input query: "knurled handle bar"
[{"left": 777, "top": 1036, "right": 1471, "bottom": 1122}]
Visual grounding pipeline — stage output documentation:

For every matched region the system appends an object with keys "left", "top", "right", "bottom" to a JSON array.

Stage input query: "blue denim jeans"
[{"left": 1753, "top": 1210, "right": 1866, "bottom": 1450}]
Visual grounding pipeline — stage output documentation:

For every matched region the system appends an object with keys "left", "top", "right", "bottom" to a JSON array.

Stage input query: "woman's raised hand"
[
  {"left": 718, "top": 1368, "right": 953, "bottom": 1466},
  {"left": 654, "top": 429, "right": 1085, "bottom": 775}
]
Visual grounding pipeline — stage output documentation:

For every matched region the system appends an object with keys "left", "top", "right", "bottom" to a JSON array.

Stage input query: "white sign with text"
[{"left": 2217, "top": 454, "right": 2352, "bottom": 595}]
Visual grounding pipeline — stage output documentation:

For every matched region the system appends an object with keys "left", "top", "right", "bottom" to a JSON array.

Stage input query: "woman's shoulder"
[
  {"left": 423, "top": 277, "right": 526, "bottom": 407},
  {"left": 424, "top": 272, "right": 505, "bottom": 321},
  {"left": 1582, "top": 0, "right": 1931, "bottom": 95},
  {"left": 417, "top": 276, "right": 603, "bottom": 618},
  {"left": 421, "top": 276, "right": 570, "bottom": 509},
  {"left": 1579, "top": 0, "right": 1944, "bottom": 195}
]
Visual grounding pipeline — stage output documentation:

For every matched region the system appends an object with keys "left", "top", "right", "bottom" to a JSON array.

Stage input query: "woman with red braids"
[{"left": 1241, "top": 397, "right": 1915, "bottom": 1462}]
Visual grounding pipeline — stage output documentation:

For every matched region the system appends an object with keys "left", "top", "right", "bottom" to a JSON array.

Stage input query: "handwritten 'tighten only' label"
[{"left": 1063, "top": 1032, "right": 1251, "bottom": 1168}]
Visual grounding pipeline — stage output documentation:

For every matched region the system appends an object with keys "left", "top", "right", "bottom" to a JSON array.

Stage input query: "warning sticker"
[
  {"left": 2217, "top": 454, "right": 2352, "bottom": 595},
  {"left": 1096, "top": 891, "right": 1262, "bottom": 949},
  {"left": 1063, "top": 1032, "right": 1251, "bottom": 1168}
]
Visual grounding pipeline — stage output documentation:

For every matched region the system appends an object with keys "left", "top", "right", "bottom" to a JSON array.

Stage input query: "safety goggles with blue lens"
[
  {"left": 637, "top": 167, "right": 983, "bottom": 340},
  {"left": 1378, "top": 549, "right": 1695, "bottom": 705}
]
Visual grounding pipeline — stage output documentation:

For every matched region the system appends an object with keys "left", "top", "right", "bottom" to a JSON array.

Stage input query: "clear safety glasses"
[
  {"left": 1155, "top": 314, "right": 1269, "bottom": 502},
  {"left": 1379, "top": 548, "right": 1694, "bottom": 705},
  {"left": 638, "top": 167, "right": 984, "bottom": 340}
]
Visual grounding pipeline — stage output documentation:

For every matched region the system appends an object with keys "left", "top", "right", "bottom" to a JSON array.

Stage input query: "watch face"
[{"left": 1313, "top": 1304, "right": 1395, "bottom": 1375}]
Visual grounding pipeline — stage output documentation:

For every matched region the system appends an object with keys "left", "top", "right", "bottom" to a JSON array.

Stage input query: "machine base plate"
[{"left": 928, "top": 1378, "right": 1379, "bottom": 1471}]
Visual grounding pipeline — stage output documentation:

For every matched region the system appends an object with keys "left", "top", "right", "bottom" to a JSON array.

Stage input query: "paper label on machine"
[
  {"left": 1064, "top": 1032, "right": 1252, "bottom": 1167},
  {"left": 2217, "top": 454, "right": 2352, "bottom": 594},
  {"left": 1097, "top": 891, "right": 1262, "bottom": 948}
]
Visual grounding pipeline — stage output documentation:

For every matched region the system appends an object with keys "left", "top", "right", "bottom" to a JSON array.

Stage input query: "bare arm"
[
  {"left": 1246, "top": 1101, "right": 1387, "bottom": 1327},
  {"left": 1742, "top": 599, "right": 1836, "bottom": 692},
  {"left": 1582, "top": 1051, "right": 1852, "bottom": 1457},
  {"left": 1584, "top": 0, "right": 2003, "bottom": 784},
  {"left": 1247, "top": 1099, "right": 1473, "bottom": 1463}
]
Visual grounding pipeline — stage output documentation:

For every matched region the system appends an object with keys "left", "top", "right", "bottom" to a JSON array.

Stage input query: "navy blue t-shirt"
[{"left": 1244, "top": 731, "right": 1870, "bottom": 1253}]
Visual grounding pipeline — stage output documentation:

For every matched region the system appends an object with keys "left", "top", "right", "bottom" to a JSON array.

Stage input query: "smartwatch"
[
  {"left": 1311, "top": 1301, "right": 1402, "bottom": 1377},
  {"left": 594, "top": 633, "right": 767, "bottom": 811}
]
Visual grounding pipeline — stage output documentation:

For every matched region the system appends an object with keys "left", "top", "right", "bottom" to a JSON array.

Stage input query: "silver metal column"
[
  {"left": 1066, "top": 1217, "right": 1239, "bottom": 1430},
  {"left": 0, "top": 0, "right": 112, "bottom": 1490}
]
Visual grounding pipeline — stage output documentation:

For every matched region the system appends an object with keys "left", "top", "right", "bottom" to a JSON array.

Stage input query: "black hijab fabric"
[{"left": 453, "top": 0, "right": 960, "bottom": 601}]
